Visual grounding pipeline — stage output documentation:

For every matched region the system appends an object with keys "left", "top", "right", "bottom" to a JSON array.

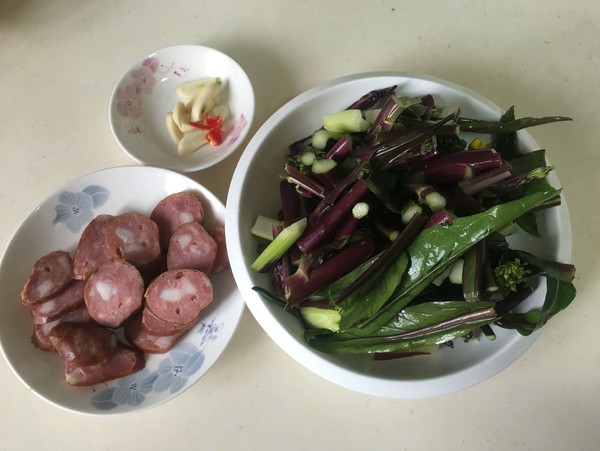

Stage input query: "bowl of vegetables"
[
  {"left": 225, "top": 72, "right": 576, "bottom": 398},
  {"left": 109, "top": 44, "right": 254, "bottom": 173}
]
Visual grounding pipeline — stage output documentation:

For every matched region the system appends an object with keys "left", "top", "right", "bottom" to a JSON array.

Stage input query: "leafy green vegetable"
[
  {"left": 346, "top": 184, "right": 559, "bottom": 336},
  {"left": 496, "top": 250, "right": 576, "bottom": 335}
]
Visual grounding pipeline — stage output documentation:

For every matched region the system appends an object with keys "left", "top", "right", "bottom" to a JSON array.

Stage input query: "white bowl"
[
  {"left": 0, "top": 166, "right": 245, "bottom": 415},
  {"left": 109, "top": 45, "right": 255, "bottom": 172},
  {"left": 226, "top": 72, "right": 572, "bottom": 398}
]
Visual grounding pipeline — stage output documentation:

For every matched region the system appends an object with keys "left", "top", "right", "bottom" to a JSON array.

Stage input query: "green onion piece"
[
  {"left": 323, "top": 109, "right": 370, "bottom": 133},
  {"left": 250, "top": 217, "right": 307, "bottom": 272}
]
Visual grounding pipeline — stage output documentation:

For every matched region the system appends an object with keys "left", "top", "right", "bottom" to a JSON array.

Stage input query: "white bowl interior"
[
  {"left": 226, "top": 72, "right": 572, "bottom": 398},
  {"left": 0, "top": 166, "right": 245, "bottom": 414},
  {"left": 109, "top": 45, "right": 255, "bottom": 172}
]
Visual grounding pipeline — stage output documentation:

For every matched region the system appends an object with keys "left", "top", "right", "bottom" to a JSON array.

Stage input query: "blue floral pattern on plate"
[
  {"left": 90, "top": 317, "right": 224, "bottom": 411},
  {"left": 53, "top": 185, "right": 110, "bottom": 233}
]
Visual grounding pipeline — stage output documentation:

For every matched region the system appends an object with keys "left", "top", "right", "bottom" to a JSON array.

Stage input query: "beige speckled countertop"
[{"left": 1, "top": 1, "right": 598, "bottom": 449}]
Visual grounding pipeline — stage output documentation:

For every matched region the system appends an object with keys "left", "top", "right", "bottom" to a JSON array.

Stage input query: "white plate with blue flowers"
[{"left": 0, "top": 165, "right": 245, "bottom": 415}]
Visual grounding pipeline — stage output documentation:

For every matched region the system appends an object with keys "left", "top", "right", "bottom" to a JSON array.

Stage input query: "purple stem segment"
[
  {"left": 286, "top": 240, "right": 375, "bottom": 307},
  {"left": 298, "top": 179, "right": 370, "bottom": 253}
]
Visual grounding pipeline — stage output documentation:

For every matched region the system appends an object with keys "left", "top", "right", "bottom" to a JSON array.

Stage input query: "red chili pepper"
[
  {"left": 206, "top": 128, "right": 223, "bottom": 146},
  {"left": 189, "top": 115, "right": 224, "bottom": 146}
]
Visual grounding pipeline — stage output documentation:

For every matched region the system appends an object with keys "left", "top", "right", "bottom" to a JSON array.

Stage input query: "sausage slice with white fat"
[
  {"left": 21, "top": 250, "right": 73, "bottom": 305},
  {"left": 104, "top": 213, "right": 162, "bottom": 268},
  {"left": 31, "top": 279, "right": 86, "bottom": 325},
  {"left": 166, "top": 221, "right": 217, "bottom": 273},
  {"left": 144, "top": 269, "right": 213, "bottom": 325},
  {"left": 150, "top": 192, "right": 205, "bottom": 250},
  {"left": 84, "top": 260, "right": 144, "bottom": 328}
]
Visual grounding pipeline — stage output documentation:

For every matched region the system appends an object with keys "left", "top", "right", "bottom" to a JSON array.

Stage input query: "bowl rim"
[
  {"left": 108, "top": 44, "right": 255, "bottom": 173},
  {"left": 225, "top": 71, "right": 572, "bottom": 398}
]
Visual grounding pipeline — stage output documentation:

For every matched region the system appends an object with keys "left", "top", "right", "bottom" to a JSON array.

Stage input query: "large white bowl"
[
  {"left": 0, "top": 166, "right": 245, "bottom": 414},
  {"left": 226, "top": 72, "right": 572, "bottom": 398},
  {"left": 109, "top": 45, "right": 255, "bottom": 172}
]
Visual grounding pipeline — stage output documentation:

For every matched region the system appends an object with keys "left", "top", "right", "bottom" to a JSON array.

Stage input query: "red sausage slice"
[
  {"left": 73, "top": 214, "right": 115, "bottom": 280},
  {"left": 150, "top": 192, "right": 205, "bottom": 249},
  {"left": 84, "top": 260, "right": 144, "bottom": 328},
  {"left": 124, "top": 314, "right": 186, "bottom": 354},
  {"left": 31, "top": 304, "right": 94, "bottom": 352},
  {"left": 104, "top": 213, "right": 161, "bottom": 268},
  {"left": 49, "top": 322, "right": 144, "bottom": 386},
  {"left": 166, "top": 221, "right": 217, "bottom": 273},
  {"left": 144, "top": 269, "right": 213, "bottom": 325},
  {"left": 141, "top": 306, "right": 197, "bottom": 337},
  {"left": 21, "top": 250, "right": 73, "bottom": 305},
  {"left": 207, "top": 225, "right": 229, "bottom": 274},
  {"left": 31, "top": 279, "right": 86, "bottom": 325}
]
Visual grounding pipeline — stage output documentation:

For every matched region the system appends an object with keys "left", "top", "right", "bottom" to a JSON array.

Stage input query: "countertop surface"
[{"left": 1, "top": 1, "right": 598, "bottom": 450}]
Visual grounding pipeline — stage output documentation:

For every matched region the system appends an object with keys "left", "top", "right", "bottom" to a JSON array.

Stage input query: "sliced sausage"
[
  {"left": 31, "top": 279, "right": 86, "bottom": 325},
  {"left": 49, "top": 321, "right": 117, "bottom": 366},
  {"left": 124, "top": 314, "right": 186, "bottom": 354},
  {"left": 31, "top": 304, "right": 94, "bottom": 352},
  {"left": 104, "top": 213, "right": 162, "bottom": 268},
  {"left": 49, "top": 322, "right": 144, "bottom": 386},
  {"left": 64, "top": 346, "right": 145, "bottom": 387},
  {"left": 207, "top": 225, "right": 229, "bottom": 274},
  {"left": 21, "top": 250, "right": 73, "bottom": 305},
  {"left": 150, "top": 192, "right": 205, "bottom": 250},
  {"left": 144, "top": 269, "right": 212, "bottom": 325},
  {"left": 73, "top": 214, "right": 115, "bottom": 280},
  {"left": 166, "top": 221, "right": 217, "bottom": 273},
  {"left": 84, "top": 260, "right": 144, "bottom": 328},
  {"left": 141, "top": 306, "right": 197, "bottom": 337}
]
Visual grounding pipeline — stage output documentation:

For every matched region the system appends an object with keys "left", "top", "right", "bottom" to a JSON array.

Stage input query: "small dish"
[
  {"left": 226, "top": 72, "right": 572, "bottom": 399},
  {"left": 109, "top": 45, "right": 254, "bottom": 172},
  {"left": 0, "top": 166, "right": 245, "bottom": 415}
]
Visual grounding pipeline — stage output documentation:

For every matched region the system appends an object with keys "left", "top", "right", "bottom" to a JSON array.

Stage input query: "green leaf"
[
  {"left": 337, "top": 252, "right": 409, "bottom": 330},
  {"left": 515, "top": 212, "right": 540, "bottom": 237}
]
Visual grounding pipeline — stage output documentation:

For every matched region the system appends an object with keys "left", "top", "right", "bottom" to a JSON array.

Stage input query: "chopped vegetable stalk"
[
  {"left": 352, "top": 202, "right": 370, "bottom": 219},
  {"left": 286, "top": 240, "right": 375, "bottom": 307},
  {"left": 323, "top": 109, "right": 370, "bottom": 133},
  {"left": 250, "top": 215, "right": 283, "bottom": 241},
  {"left": 300, "top": 305, "right": 342, "bottom": 332},
  {"left": 250, "top": 217, "right": 307, "bottom": 272},
  {"left": 311, "top": 130, "right": 342, "bottom": 151},
  {"left": 311, "top": 158, "right": 338, "bottom": 174},
  {"left": 297, "top": 179, "right": 370, "bottom": 253}
]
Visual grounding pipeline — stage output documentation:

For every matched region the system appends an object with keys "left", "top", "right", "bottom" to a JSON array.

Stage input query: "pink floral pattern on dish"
[
  {"left": 116, "top": 57, "right": 161, "bottom": 132},
  {"left": 226, "top": 113, "right": 248, "bottom": 146},
  {"left": 116, "top": 84, "right": 143, "bottom": 119}
]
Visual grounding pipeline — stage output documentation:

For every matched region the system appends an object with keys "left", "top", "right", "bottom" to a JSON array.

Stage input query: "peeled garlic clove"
[
  {"left": 177, "top": 130, "right": 207, "bottom": 156},
  {"left": 208, "top": 104, "right": 230, "bottom": 121},
  {"left": 165, "top": 113, "right": 183, "bottom": 144},
  {"left": 190, "top": 94, "right": 215, "bottom": 123},
  {"left": 172, "top": 102, "right": 188, "bottom": 129},
  {"left": 178, "top": 122, "right": 197, "bottom": 133},
  {"left": 176, "top": 77, "right": 220, "bottom": 103}
]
